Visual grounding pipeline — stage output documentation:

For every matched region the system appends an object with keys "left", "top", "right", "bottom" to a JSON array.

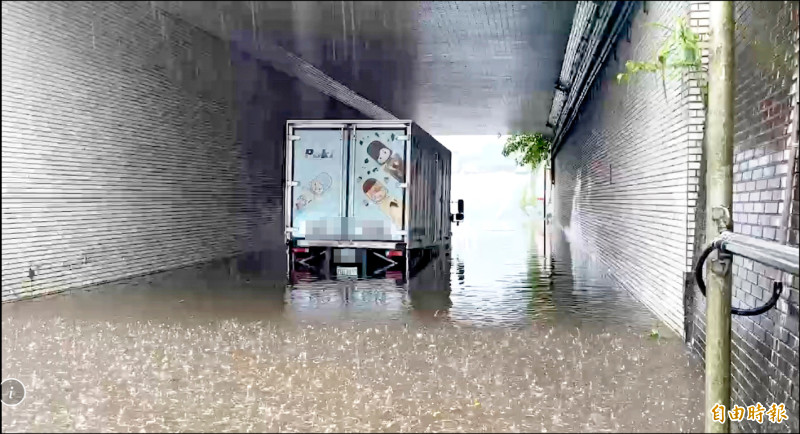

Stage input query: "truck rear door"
[
  {"left": 288, "top": 127, "right": 347, "bottom": 240},
  {"left": 347, "top": 126, "right": 408, "bottom": 241}
]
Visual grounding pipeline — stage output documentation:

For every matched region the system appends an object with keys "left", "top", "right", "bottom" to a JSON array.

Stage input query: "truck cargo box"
[{"left": 285, "top": 120, "right": 455, "bottom": 278}]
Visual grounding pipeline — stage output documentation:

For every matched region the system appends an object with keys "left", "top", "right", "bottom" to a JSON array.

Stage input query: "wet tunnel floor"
[{"left": 2, "top": 224, "right": 704, "bottom": 432}]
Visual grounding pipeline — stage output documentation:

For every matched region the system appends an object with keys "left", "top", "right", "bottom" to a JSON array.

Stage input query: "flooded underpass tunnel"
[
  {"left": 2, "top": 221, "right": 704, "bottom": 432},
  {"left": 2, "top": 1, "right": 799, "bottom": 433}
]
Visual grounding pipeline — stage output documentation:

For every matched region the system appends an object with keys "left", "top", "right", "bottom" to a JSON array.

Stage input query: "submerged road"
[{"left": 1, "top": 221, "right": 703, "bottom": 432}]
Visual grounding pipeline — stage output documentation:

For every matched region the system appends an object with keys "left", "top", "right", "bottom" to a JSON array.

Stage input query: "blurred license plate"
[{"left": 336, "top": 266, "right": 358, "bottom": 276}]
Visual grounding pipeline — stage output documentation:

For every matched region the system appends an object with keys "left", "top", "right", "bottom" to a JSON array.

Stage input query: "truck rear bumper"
[
  {"left": 295, "top": 239, "right": 405, "bottom": 250},
  {"left": 289, "top": 244, "right": 407, "bottom": 280}
]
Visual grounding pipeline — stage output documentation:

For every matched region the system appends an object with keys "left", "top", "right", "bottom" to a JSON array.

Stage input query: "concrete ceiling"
[{"left": 157, "top": 1, "right": 577, "bottom": 136}]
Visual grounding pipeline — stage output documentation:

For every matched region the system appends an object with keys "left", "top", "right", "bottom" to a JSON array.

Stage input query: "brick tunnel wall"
[
  {"left": 554, "top": 1, "right": 799, "bottom": 431},
  {"left": 688, "top": 2, "right": 800, "bottom": 432},
  {"left": 1, "top": 1, "right": 367, "bottom": 301},
  {"left": 553, "top": 1, "right": 694, "bottom": 335}
]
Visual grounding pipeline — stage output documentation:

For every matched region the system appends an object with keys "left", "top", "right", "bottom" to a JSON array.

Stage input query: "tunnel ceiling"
[{"left": 157, "top": 1, "right": 577, "bottom": 136}]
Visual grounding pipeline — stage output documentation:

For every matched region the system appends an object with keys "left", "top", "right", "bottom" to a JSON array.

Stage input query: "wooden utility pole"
[{"left": 704, "top": 1, "right": 735, "bottom": 433}]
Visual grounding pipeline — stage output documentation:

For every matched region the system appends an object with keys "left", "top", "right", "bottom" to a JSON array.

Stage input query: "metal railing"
[
  {"left": 694, "top": 231, "right": 799, "bottom": 316},
  {"left": 717, "top": 231, "right": 799, "bottom": 275}
]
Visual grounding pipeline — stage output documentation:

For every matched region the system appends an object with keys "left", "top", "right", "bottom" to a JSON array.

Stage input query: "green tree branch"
[
  {"left": 616, "top": 17, "right": 706, "bottom": 105},
  {"left": 501, "top": 133, "right": 551, "bottom": 170}
]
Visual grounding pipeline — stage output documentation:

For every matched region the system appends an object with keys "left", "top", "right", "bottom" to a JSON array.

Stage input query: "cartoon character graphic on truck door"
[
  {"left": 363, "top": 178, "right": 403, "bottom": 228},
  {"left": 295, "top": 172, "right": 333, "bottom": 211},
  {"left": 367, "top": 140, "right": 405, "bottom": 182}
]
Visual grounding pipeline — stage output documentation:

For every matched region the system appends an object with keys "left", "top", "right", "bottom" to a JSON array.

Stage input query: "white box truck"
[{"left": 285, "top": 120, "right": 463, "bottom": 280}]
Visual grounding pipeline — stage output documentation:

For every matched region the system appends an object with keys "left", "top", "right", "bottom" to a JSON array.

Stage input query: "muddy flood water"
[{"left": 1, "top": 223, "right": 704, "bottom": 432}]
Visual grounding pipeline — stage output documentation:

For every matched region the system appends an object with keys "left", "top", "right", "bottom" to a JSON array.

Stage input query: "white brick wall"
[
  {"left": 1, "top": 1, "right": 368, "bottom": 301},
  {"left": 553, "top": 1, "right": 694, "bottom": 335},
  {"left": 1, "top": 1, "right": 249, "bottom": 301}
]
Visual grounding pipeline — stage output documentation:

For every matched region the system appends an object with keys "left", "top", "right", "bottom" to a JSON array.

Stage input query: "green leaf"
[
  {"left": 501, "top": 133, "right": 551, "bottom": 169},
  {"left": 615, "top": 17, "right": 704, "bottom": 102},
  {"left": 646, "top": 21, "right": 673, "bottom": 32}
]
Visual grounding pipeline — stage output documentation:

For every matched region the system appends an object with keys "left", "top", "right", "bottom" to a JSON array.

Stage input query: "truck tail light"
[
  {"left": 292, "top": 247, "right": 309, "bottom": 254},
  {"left": 386, "top": 271, "right": 404, "bottom": 279},
  {"left": 387, "top": 250, "right": 404, "bottom": 257}
]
